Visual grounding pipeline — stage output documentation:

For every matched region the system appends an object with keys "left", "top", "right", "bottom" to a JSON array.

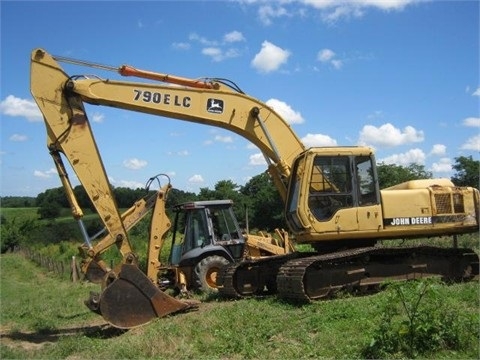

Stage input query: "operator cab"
[
  {"left": 170, "top": 200, "right": 245, "bottom": 266},
  {"left": 285, "top": 147, "right": 382, "bottom": 238}
]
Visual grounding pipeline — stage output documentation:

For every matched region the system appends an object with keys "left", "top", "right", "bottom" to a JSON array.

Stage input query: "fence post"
[{"left": 71, "top": 256, "right": 79, "bottom": 282}]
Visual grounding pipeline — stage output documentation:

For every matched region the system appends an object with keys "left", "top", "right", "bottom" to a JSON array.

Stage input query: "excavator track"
[
  {"left": 279, "top": 246, "right": 479, "bottom": 302},
  {"left": 217, "top": 253, "right": 300, "bottom": 298},
  {"left": 219, "top": 246, "right": 479, "bottom": 302}
]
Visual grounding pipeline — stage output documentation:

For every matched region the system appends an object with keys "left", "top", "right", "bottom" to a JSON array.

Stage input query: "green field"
[
  {"left": 1, "top": 252, "right": 479, "bottom": 359},
  {"left": 0, "top": 207, "right": 40, "bottom": 222}
]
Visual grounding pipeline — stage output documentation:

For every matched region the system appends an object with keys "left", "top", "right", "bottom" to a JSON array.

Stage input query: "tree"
[
  {"left": 240, "top": 172, "right": 285, "bottom": 231},
  {"left": 376, "top": 163, "right": 432, "bottom": 188},
  {"left": 198, "top": 180, "right": 246, "bottom": 224},
  {"left": 451, "top": 156, "right": 479, "bottom": 188},
  {"left": 37, "top": 201, "right": 62, "bottom": 219},
  {"left": 36, "top": 188, "right": 66, "bottom": 219},
  {"left": 36, "top": 187, "right": 69, "bottom": 208},
  {"left": 0, "top": 217, "right": 36, "bottom": 253},
  {"left": 166, "top": 188, "right": 197, "bottom": 209},
  {"left": 0, "top": 196, "right": 35, "bottom": 207},
  {"left": 73, "top": 185, "right": 94, "bottom": 211}
]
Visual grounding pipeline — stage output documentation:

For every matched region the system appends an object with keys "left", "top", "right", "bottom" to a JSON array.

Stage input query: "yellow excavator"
[{"left": 30, "top": 48, "right": 479, "bottom": 328}]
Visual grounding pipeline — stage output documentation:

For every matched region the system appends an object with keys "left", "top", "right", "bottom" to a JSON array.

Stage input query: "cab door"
[
  {"left": 307, "top": 155, "right": 358, "bottom": 233},
  {"left": 354, "top": 156, "right": 382, "bottom": 232}
]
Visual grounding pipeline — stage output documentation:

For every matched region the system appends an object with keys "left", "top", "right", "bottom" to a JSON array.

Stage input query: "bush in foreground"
[{"left": 362, "top": 278, "right": 479, "bottom": 358}]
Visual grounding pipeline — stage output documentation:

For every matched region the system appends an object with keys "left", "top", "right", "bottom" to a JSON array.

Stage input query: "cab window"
[
  {"left": 308, "top": 156, "right": 353, "bottom": 221},
  {"left": 355, "top": 156, "right": 377, "bottom": 206},
  {"left": 183, "top": 210, "right": 209, "bottom": 252}
]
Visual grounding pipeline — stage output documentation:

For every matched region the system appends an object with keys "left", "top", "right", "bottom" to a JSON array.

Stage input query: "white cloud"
[
  {"left": 223, "top": 30, "right": 245, "bottom": 42},
  {"left": 358, "top": 0, "right": 413, "bottom": 10},
  {"left": 34, "top": 168, "right": 57, "bottom": 179},
  {"left": 172, "top": 42, "right": 191, "bottom": 50},
  {"left": 317, "top": 48, "right": 343, "bottom": 69},
  {"left": 123, "top": 158, "right": 147, "bottom": 170},
  {"left": 258, "top": 4, "right": 290, "bottom": 26},
  {"left": 167, "top": 149, "right": 189, "bottom": 156},
  {"left": 91, "top": 112, "right": 105, "bottom": 123},
  {"left": 429, "top": 144, "right": 446, "bottom": 156},
  {"left": 431, "top": 158, "right": 452, "bottom": 173},
  {"left": 472, "top": 87, "right": 480, "bottom": 97},
  {"left": 266, "top": 98, "right": 304, "bottom": 124},
  {"left": 202, "top": 47, "right": 223, "bottom": 62},
  {"left": 302, "top": 0, "right": 416, "bottom": 23},
  {"left": 331, "top": 59, "right": 343, "bottom": 69},
  {"left": 251, "top": 41, "right": 290, "bottom": 73},
  {"left": 462, "top": 117, "right": 480, "bottom": 127},
  {"left": 214, "top": 135, "right": 233, "bottom": 143},
  {"left": 249, "top": 152, "right": 267, "bottom": 166},
  {"left": 111, "top": 179, "right": 145, "bottom": 189},
  {"left": 189, "top": 32, "right": 217, "bottom": 46},
  {"left": 302, "top": 133, "right": 338, "bottom": 147},
  {"left": 0, "top": 95, "right": 42, "bottom": 122},
  {"left": 379, "top": 148, "right": 426, "bottom": 166},
  {"left": 9, "top": 134, "right": 28, "bottom": 142},
  {"left": 461, "top": 134, "right": 480, "bottom": 151},
  {"left": 187, "top": 31, "right": 245, "bottom": 61},
  {"left": 367, "top": 110, "right": 384, "bottom": 120},
  {"left": 202, "top": 46, "right": 241, "bottom": 62},
  {"left": 358, "top": 123, "right": 424, "bottom": 147},
  {"left": 317, "top": 49, "right": 336, "bottom": 62},
  {"left": 188, "top": 174, "right": 204, "bottom": 183},
  {"left": 249, "top": 0, "right": 420, "bottom": 25}
]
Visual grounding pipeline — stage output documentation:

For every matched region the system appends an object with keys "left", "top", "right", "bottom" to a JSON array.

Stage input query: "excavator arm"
[
  {"left": 30, "top": 48, "right": 305, "bottom": 203},
  {"left": 30, "top": 50, "right": 202, "bottom": 328}
]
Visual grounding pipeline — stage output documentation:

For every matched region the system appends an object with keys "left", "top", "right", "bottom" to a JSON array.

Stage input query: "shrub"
[{"left": 362, "top": 278, "right": 479, "bottom": 358}]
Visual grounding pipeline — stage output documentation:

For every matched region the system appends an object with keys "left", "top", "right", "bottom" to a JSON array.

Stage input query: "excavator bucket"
[
  {"left": 86, "top": 264, "right": 198, "bottom": 329},
  {"left": 83, "top": 259, "right": 108, "bottom": 284}
]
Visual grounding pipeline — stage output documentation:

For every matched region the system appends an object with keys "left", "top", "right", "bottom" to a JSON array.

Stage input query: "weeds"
[{"left": 362, "top": 278, "right": 479, "bottom": 358}]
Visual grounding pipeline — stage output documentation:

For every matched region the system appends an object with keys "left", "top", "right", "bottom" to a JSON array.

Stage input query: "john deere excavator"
[{"left": 30, "top": 48, "right": 479, "bottom": 329}]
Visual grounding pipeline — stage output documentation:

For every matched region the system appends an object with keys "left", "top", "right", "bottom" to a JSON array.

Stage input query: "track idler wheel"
[{"left": 85, "top": 263, "right": 198, "bottom": 329}]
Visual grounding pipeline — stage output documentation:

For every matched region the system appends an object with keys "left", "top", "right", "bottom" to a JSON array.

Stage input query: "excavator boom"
[{"left": 31, "top": 48, "right": 304, "bottom": 201}]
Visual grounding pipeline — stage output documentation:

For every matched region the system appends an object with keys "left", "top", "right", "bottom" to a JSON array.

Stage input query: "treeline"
[
  {"left": 2, "top": 156, "right": 479, "bottom": 225},
  {"left": 0, "top": 157, "right": 478, "bottom": 261},
  {"left": 1, "top": 156, "right": 478, "bottom": 255}
]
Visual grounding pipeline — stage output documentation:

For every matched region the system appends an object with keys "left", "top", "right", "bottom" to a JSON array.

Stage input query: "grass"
[{"left": 1, "top": 252, "right": 479, "bottom": 359}]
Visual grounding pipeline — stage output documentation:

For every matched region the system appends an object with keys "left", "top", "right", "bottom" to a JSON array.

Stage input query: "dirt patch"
[{"left": 0, "top": 319, "right": 122, "bottom": 352}]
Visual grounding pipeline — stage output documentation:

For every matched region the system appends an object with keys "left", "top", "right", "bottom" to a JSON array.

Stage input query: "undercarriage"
[{"left": 217, "top": 245, "right": 479, "bottom": 302}]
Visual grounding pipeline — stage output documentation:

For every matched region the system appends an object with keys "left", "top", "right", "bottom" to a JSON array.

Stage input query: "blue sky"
[{"left": 1, "top": 0, "right": 479, "bottom": 197}]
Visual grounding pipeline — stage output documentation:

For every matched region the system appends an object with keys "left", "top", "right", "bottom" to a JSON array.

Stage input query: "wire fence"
[{"left": 20, "top": 247, "right": 81, "bottom": 281}]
